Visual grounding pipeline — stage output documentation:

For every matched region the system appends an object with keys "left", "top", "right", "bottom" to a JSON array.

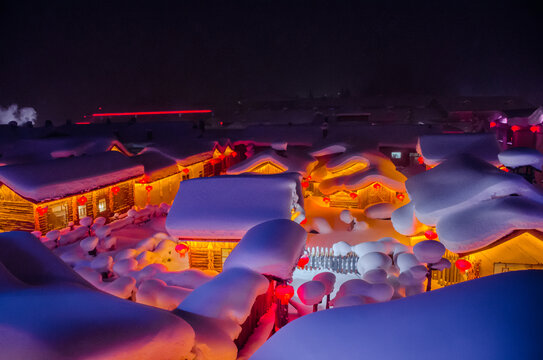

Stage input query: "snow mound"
[
  {"left": 252, "top": 271, "right": 543, "bottom": 360},
  {"left": 413, "top": 240, "right": 446, "bottom": 264},
  {"left": 178, "top": 267, "right": 269, "bottom": 325},
  {"left": 297, "top": 280, "right": 326, "bottom": 306},
  {"left": 391, "top": 201, "right": 427, "bottom": 236},
  {"left": 223, "top": 219, "right": 306, "bottom": 280}
]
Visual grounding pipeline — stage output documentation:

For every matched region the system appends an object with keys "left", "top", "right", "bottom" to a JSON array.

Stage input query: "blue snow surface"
[{"left": 251, "top": 270, "right": 543, "bottom": 360}]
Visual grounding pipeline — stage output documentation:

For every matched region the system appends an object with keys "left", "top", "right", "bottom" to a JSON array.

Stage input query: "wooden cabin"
[
  {"left": 0, "top": 152, "right": 144, "bottom": 233},
  {"left": 310, "top": 151, "right": 407, "bottom": 209},
  {"left": 165, "top": 173, "right": 304, "bottom": 272},
  {"left": 132, "top": 150, "right": 181, "bottom": 208},
  {"left": 459, "top": 230, "right": 543, "bottom": 278},
  {"left": 226, "top": 147, "right": 317, "bottom": 177}
]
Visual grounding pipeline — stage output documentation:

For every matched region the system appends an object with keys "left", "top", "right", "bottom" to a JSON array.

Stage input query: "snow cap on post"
[
  {"left": 297, "top": 280, "right": 326, "bottom": 306},
  {"left": 413, "top": 240, "right": 446, "bottom": 264},
  {"left": 313, "top": 272, "right": 336, "bottom": 295}
]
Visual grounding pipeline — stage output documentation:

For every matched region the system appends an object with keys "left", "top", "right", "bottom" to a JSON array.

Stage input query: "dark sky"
[{"left": 1, "top": 0, "right": 542, "bottom": 122}]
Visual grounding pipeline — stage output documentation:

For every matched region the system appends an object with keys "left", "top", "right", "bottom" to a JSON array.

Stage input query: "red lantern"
[
  {"left": 77, "top": 196, "right": 87, "bottom": 206},
  {"left": 300, "top": 218, "right": 307, "bottom": 225},
  {"left": 455, "top": 258, "right": 472, "bottom": 272},
  {"left": 489, "top": 121, "right": 497, "bottom": 128},
  {"left": 307, "top": 175, "right": 312, "bottom": 180},
  {"left": 297, "top": 255, "right": 309, "bottom": 269},
  {"left": 175, "top": 243, "right": 189, "bottom": 257},
  {"left": 373, "top": 183, "right": 381, "bottom": 190},
  {"left": 111, "top": 186, "right": 120, "bottom": 195},
  {"left": 349, "top": 192, "right": 358, "bottom": 199},
  {"left": 417, "top": 157, "right": 425, "bottom": 165},
  {"left": 182, "top": 168, "right": 190, "bottom": 174},
  {"left": 231, "top": 151, "right": 238, "bottom": 157},
  {"left": 397, "top": 193, "right": 405, "bottom": 201},
  {"left": 139, "top": 176, "right": 149, "bottom": 184},
  {"left": 36, "top": 206, "right": 48, "bottom": 216},
  {"left": 219, "top": 154, "right": 225, "bottom": 160},
  {"left": 322, "top": 197, "right": 330, "bottom": 203},
  {"left": 301, "top": 181, "right": 309, "bottom": 188},
  {"left": 275, "top": 284, "right": 294, "bottom": 305},
  {"left": 145, "top": 185, "right": 153, "bottom": 192},
  {"left": 424, "top": 229, "right": 438, "bottom": 240},
  {"left": 511, "top": 125, "right": 521, "bottom": 132},
  {"left": 530, "top": 125, "right": 539, "bottom": 133}
]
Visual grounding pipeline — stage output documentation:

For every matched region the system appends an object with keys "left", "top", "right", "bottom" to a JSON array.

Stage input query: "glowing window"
[
  {"left": 78, "top": 205, "right": 87, "bottom": 218},
  {"left": 391, "top": 152, "right": 402, "bottom": 159},
  {"left": 98, "top": 198, "right": 107, "bottom": 213}
]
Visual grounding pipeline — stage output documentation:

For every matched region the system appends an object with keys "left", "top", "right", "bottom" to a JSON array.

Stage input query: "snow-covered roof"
[
  {"left": 0, "top": 152, "right": 144, "bottom": 203},
  {"left": 318, "top": 151, "right": 406, "bottom": 195},
  {"left": 223, "top": 219, "right": 307, "bottom": 280},
  {"left": 417, "top": 133, "right": 501, "bottom": 166},
  {"left": 133, "top": 149, "right": 179, "bottom": 181},
  {"left": 148, "top": 140, "right": 218, "bottom": 166},
  {"left": 0, "top": 136, "right": 130, "bottom": 166},
  {"left": 498, "top": 147, "right": 543, "bottom": 170},
  {"left": 436, "top": 196, "right": 543, "bottom": 253},
  {"left": 226, "top": 148, "right": 317, "bottom": 177},
  {"left": 251, "top": 270, "right": 543, "bottom": 360},
  {"left": 309, "top": 143, "right": 347, "bottom": 157},
  {"left": 404, "top": 154, "right": 543, "bottom": 226},
  {"left": 166, "top": 173, "right": 303, "bottom": 239}
]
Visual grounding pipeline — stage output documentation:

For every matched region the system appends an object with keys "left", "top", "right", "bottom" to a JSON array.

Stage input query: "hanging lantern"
[
  {"left": 182, "top": 168, "right": 190, "bottom": 174},
  {"left": 138, "top": 176, "right": 149, "bottom": 184},
  {"left": 511, "top": 125, "right": 521, "bottom": 132},
  {"left": 307, "top": 175, "right": 312, "bottom": 180},
  {"left": 530, "top": 125, "right": 539, "bottom": 133},
  {"left": 417, "top": 157, "right": 424, "bottom": 165},
  {"left": 396, "top": 193, "right": 405, "bottom": 201},
  {"left": 349, "top": 192, "right": 358, "bottom": 199},
  {"left": 175, "top": 243, "right": 189, "bottom": 257},
  {"left": 231, "top": 151, "right": 238, "bottom": 157},
  {"left": 219, "top": 154, "right": 225, "bottom": 160},
  {"left": 111, "top": 186, "right": 120, "bottom": 195},
  {"left": 36, "top": 206, "right": 48, "bottom": 216},
  {"left": 275, "top": 284, "right": 294, "bottom": 305},
  {"left": 424, "top": 229, "right": 438, "bottom": 240},
  {"left": 373, "top": 183, "right": 381, "bottom": 190},
  {"left": 297, "top": 255, "right": 309, "bottom": 269},
  {"left": 455, "top": 258, "right": 472, "bottom": 272},
  {"left": 145, "top": 185, "right": 153, "bottom": 192},
  {"left": 301, "top": 181, "right": 309, "bottom": 188},
  {"left": 322, "top": 197, "right": 330, "bottom": 203},
  {"left": 489, "top": 121, "right": 497, "bottom": 128},
  {"left": 300, "top": 218, "right": 307, "bottom": 225},
  {"left": 77, "top": 196, "right": 87, "bottom": 206}
]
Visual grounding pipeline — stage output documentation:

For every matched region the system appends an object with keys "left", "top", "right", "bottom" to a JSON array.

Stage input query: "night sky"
[{"left": 1, "top": 0, "right": 542, "bottom": 123}]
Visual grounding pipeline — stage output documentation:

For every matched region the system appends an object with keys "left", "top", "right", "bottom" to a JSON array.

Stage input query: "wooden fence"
[{"left": 299, "top": 247, "right": 360, "bottom": 275}]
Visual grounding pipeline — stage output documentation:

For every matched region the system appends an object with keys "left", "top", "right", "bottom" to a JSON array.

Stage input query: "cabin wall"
[
  {"left": 186, "top": 240, "right": 238, "bottom": 272},
  {"left": 134, "top": 173, "right": 181, "bottom": 208},
  {"left": 0, "top": 185, "right": 35, "bottom": 232}
]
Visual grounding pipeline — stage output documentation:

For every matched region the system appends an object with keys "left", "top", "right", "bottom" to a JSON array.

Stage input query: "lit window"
[
  {"left": 98, "top": 198, "right": 107, "bottom": 212},
  {"left": 78, "top": 205, "right": 87, "bottom": 218},
  {"left": 391, "top": 152, "right": 402, "bottom": 159}
]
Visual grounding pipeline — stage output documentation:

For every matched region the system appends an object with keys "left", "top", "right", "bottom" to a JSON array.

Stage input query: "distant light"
[
  {"left": 489, "top": 121, "right": 497, "bottom": 128},
  {"left": 511, "top": 125, "right": 521, "bottom": 132},
  {"left": 219, "top": 121, "right": 224, "bottom": 126},
  {"left": 75, "top": 122, "right": 91, "bottom": 125},
  {"left": 92, "top": 110, "right": 212, "bottom": 117},
  {"left": 98, "top": 107, "right": 102, "bottom": 110}
]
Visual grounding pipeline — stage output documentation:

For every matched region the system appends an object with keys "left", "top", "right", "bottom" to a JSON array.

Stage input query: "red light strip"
[
  {"left": 75, "top": 122, "right": 91, "bottom": 125},
  {"left": 92, "top": 110, "right": 212, "bottom": 117}
]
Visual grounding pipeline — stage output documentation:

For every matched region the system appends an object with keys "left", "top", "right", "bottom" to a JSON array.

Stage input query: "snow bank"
[
  {"left": 498, "top": 147, "right": 543, "bottom": 170},
  {"left": 223, "top": 219, "right": 306, "bottom": 280},
  {"left": 0, "top": 152, "right": 143, "bottom": 202},
  {"left": 136, "top": 279, "right": 192, "bottom": 310},
  {"left": 252, "top": 271, "right": 543, "bottom": 360},
  {"left": 166, "top": 173, "right": 302, "bottom": 239},
  {"left": 178, "top": 267, "right": 269, "bottom": 325}
]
